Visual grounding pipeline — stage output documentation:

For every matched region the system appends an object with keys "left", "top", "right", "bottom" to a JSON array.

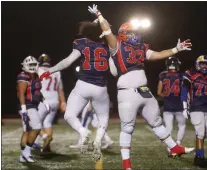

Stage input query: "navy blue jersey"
[
  {"left": 73, "top": 38, "right": 110, "bottom": 87},
  {"left": 112, "top": 39, "right": 149, "bottom": 76},
  {"left": 17, "top": 72, "right": 42, "bottom": 109},
  {"left": 183, "top": 69, "right": 207, "bottom": 112},
  {"left": 159, "top": 71, "right": 183, "bottom": 112}
]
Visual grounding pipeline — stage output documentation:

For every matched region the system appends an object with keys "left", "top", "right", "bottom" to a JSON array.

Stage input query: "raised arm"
[
  {"left": 88, "top": 4, "right": 117, "bottom": 50},
  {"left": 109, "top": 56, "right": 118, "bottom": 77},
  {"left": 40, "top": 49, "right": 81, "bottom": 80},
  {"left": 148, "top": 39, "right": 192, "bottom": 61}
]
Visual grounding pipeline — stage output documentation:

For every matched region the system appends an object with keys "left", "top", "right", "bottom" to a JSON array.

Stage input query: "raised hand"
[{"left": 176, "top": 39, "right": 192, "bottom": 51}]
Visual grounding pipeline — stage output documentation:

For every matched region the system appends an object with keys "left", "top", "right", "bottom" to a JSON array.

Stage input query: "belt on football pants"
[{"left": 118, "top": 85, "right": 149, "bottom": 93}]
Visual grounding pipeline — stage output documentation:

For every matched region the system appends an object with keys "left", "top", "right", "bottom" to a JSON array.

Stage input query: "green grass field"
[{"left": 2, "top": 118, "right": 206, "bottom": 170}]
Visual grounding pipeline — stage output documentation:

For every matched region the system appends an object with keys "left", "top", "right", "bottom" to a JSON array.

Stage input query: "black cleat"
[{"left": 194, "top": 156, "right": 207, "bottom": 168}]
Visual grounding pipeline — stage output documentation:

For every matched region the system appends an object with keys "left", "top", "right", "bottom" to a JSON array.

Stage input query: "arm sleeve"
[
  {"left": 49, "top": 49, "right": 81, "bottom": 73},
  {"left": 109, "top": 39, "right": 120, "bottom": 56},
  {"left": 17, "top": 73, "right": 30, "bottom": 83},
  {"left": 109, "top": 56, "right": 118, "bottom": 77},
  {"left": 181, "top": 73, "right": 191, "bottom": 102}
]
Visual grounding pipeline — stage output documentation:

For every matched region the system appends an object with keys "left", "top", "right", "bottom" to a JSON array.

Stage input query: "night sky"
[{"left": 2, "top": 1, "right": 207, "bottom": 116}]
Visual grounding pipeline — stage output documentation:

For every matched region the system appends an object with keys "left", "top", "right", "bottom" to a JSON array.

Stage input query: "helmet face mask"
[
  {"left": 196, "top": 55, "right": 207, "bottom": 74},
  {"left": 165, "top": 56, "right": 181, "bottom": 72},
  {"left": 22, "top": 56, "right": 39, "bottom": 73}
]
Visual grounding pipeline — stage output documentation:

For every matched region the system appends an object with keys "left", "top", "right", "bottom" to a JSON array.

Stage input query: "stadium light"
[
  {"left": 141, "top": 19, "right": 151, "bottom": 28},
  {"left": 130, "top": 19, "right": 141, "bottom": 29},
  {"left": 75, "top": 66, "right": 80, "bottom": 72},
  {"left": 130, "top": 18, "right": 151, "bottom": 29}
]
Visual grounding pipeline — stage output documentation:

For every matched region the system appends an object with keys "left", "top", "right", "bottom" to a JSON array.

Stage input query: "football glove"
[
  {"left": 40, "top": 71, "right": 51, "bottom": 81},
  {"left": 22, "top": 112, "right": 28, "bottom": 123},
  {"left": 183, "top": 108, "right": 190, "bottom": 119},
  {"left": 176, "top": 39, "right": 192, "bottom": 51},
  {"left": 88, "top": 4, "right": 101, "bottom": 17}
]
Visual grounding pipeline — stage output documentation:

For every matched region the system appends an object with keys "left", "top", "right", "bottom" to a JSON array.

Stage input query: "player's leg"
[
  {"left": 21, "top": 108, "right": 41, "bottom": 162},
  {"left": 163, "top": 111, "right": 174, "bottom": 136},
  {"left": 91, "top": 88, "right": 109, "bottom": 161},
  {"left": 118, "top": 90, "right": 138, "bottom": 170},
  {"left": 64, "top": 81, "right": 91, "bottom": 153},
  {"left": 41, "top": 108, "right": 57, "bottom": 152},
  {"left": 190, "top": 111, "right": 207, "bottom": 167},
  {"left": 142, "top": 96, "right": 194, "bottom": 157},
  {"left": 175, "top": 112, "right": 186, "bottom": 145}
]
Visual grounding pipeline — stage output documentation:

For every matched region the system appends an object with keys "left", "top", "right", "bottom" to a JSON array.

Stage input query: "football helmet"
[
  {"left": 196, "top": 55, "right": 207, "bottom": 74},
  {"left": 118, "top": 22, "right": 142, "bottom": 45},
  {"left": 22, "top": 56, "right": 39, "bottom": 73},
  {"left": 165, "top": 56, "right": 181, "bottom": 71},
  {"left": 38, "top": 53, "right": 51, "bottom": 67}
]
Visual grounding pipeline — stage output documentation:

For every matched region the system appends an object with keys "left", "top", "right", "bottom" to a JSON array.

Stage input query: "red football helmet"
[{"left": 118, "top": 22, "right": 142, "bottom": 45}]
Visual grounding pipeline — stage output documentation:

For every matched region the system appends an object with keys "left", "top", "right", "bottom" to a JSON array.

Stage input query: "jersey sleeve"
[
  {"left": 17, "top": 72, "right": 30, "bottom": 83},
  {"left": 183, "top": 70, "right": 191, "bottom": 82},
  {"left": 158, "top": 72, "right": 164, "bottom": 81},
  {"left": 73, "top": 38, "right": 87, "bottom": 53}
]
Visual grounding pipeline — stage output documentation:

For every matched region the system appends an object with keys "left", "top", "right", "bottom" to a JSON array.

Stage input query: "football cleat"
[
  {"left": 92, "top": 141, "right": 102, "bottom": 162},
  {"left": 20, "top": 154, "right": 35, "bottom": 163},
  {"left": 194, "top": 156, "right": 207, "bottom": 168},
  {"left": 123, "top": 159, "right": 132, "bottom": 170},
  {"left": 80, "top": 130, "right": 91, "bottom": 154},
  {"left": 170, "top": 145, "right": 194, "bottom": 157},
  {"left": 101, "top": 140, "right": 114, "bottom": 149}
]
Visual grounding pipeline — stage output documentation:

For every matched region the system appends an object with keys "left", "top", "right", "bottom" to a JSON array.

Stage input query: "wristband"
[
  {"left": 172, "top": 47, "right": 178, "bottom": 53},
  {"left": 21, "top": 104, "right": 27, "bottom": 113}
]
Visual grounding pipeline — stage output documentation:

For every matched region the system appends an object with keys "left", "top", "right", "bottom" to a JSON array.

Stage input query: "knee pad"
[
  {"left": 121, "top": 123, "right": 134, "bottom": 134},
  {"left": 149, "top": 116, "right": 163, "bottom": 128}
]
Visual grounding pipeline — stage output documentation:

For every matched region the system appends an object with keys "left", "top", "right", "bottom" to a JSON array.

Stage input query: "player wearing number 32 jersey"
[
  {"left": 88, "top": 4, "right": 195, "bottom": 170},
  {"left": 40, "top": 21, "right": 116, "bottom": 161}
]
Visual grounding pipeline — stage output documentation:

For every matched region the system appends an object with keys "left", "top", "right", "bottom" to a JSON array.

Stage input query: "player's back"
[
  {"left": 159, "top": 71, "right": 183, "bottom": 112},
  {"left": 73, "top": 38, "right": 110, "bottom": 87},
  {"left": 38, "top": 66, "right": 61, "bottom": 103},
  {"left": 184, "top": 69, "right": 207, "bottom": 112},
  {"left": 112, "top": 39, "right": 149, "bottom": 88}
]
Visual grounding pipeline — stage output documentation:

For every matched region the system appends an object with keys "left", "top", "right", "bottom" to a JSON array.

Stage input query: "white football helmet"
[{"left": 21, "top": 56, "right": 39, "bottom": 73}]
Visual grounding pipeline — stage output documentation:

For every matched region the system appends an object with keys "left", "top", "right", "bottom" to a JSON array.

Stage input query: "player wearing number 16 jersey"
[
  {"left": 39, "top": 21, "right": 115, "bottom": 161},
  {"left": 157, "top": 57, "right": 186, "bottom": 156},
  {"left": 88, "top": 4, "right": 194, "bottom": 170}
]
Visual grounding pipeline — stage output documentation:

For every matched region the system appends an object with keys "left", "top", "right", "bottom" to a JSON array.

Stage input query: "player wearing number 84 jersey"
[
  {"left": 157, "top": 57, "right": 186, "bottom": 156},
  {"left": 39, "top": 21, "right": 116, "bottom": 161}
]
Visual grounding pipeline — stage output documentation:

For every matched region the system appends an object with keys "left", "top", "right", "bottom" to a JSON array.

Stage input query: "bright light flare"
[
  {"left": 130, "top": 19, "right": 141, "bottom": 29},
  {"left": 76, "top": 66, "right": 80, "bottom": 72},
  {"left": 130, "top": 18, "right": 151, "bottom": 29},
  {"left": 141, "top": 19, "right": 151, "bottom": 28}
]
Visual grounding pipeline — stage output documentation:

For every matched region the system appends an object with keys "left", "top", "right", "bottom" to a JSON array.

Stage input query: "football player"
[
  {"left": 157, "top": 57, "right": 186, "bottom": 156},
  {"left": 181, "top": 55, "right": 207, "bottom": 168},
  {"left": 33, "top": 54, "right": 66, "bottom": 152},
  {"left": 17, "top": 56, "right": 43, "bottom": 163},
  {"left": 88, "top": 4, "right": 194, "bottom": 170},
  {"left": 39, "top": 21, "right": 116, "bottom": 161}
]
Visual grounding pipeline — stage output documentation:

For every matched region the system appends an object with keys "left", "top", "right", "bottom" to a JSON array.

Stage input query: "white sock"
[
  {"left": 120, "top": 132, "right": 132, "bottom": 147},
  {"left": 103, "top": 132, "right": 112, "bottom": 142},
  {"left": 121, "top": 149, "right": 130, "bottom": 160},
  {"left": 163, "top": 136, "right": 177, "bottom": 149},
  {"left": 23, "top": 145, "right": 31, "bottom": 156},
  {"left": 79, "top": 127, "right": 87, "bottom": 136},
  {"left": 176, "top": 140, "right": 181, "bottom": 145},
  {"left": 95, "top": 127, "right": 106, "bottom": 143},
  {"left": 42, "top": 134, "right": 48, "bottom": 140},
  {"left": 34, "top": 135, "right": 40, "bottom": 144}
]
